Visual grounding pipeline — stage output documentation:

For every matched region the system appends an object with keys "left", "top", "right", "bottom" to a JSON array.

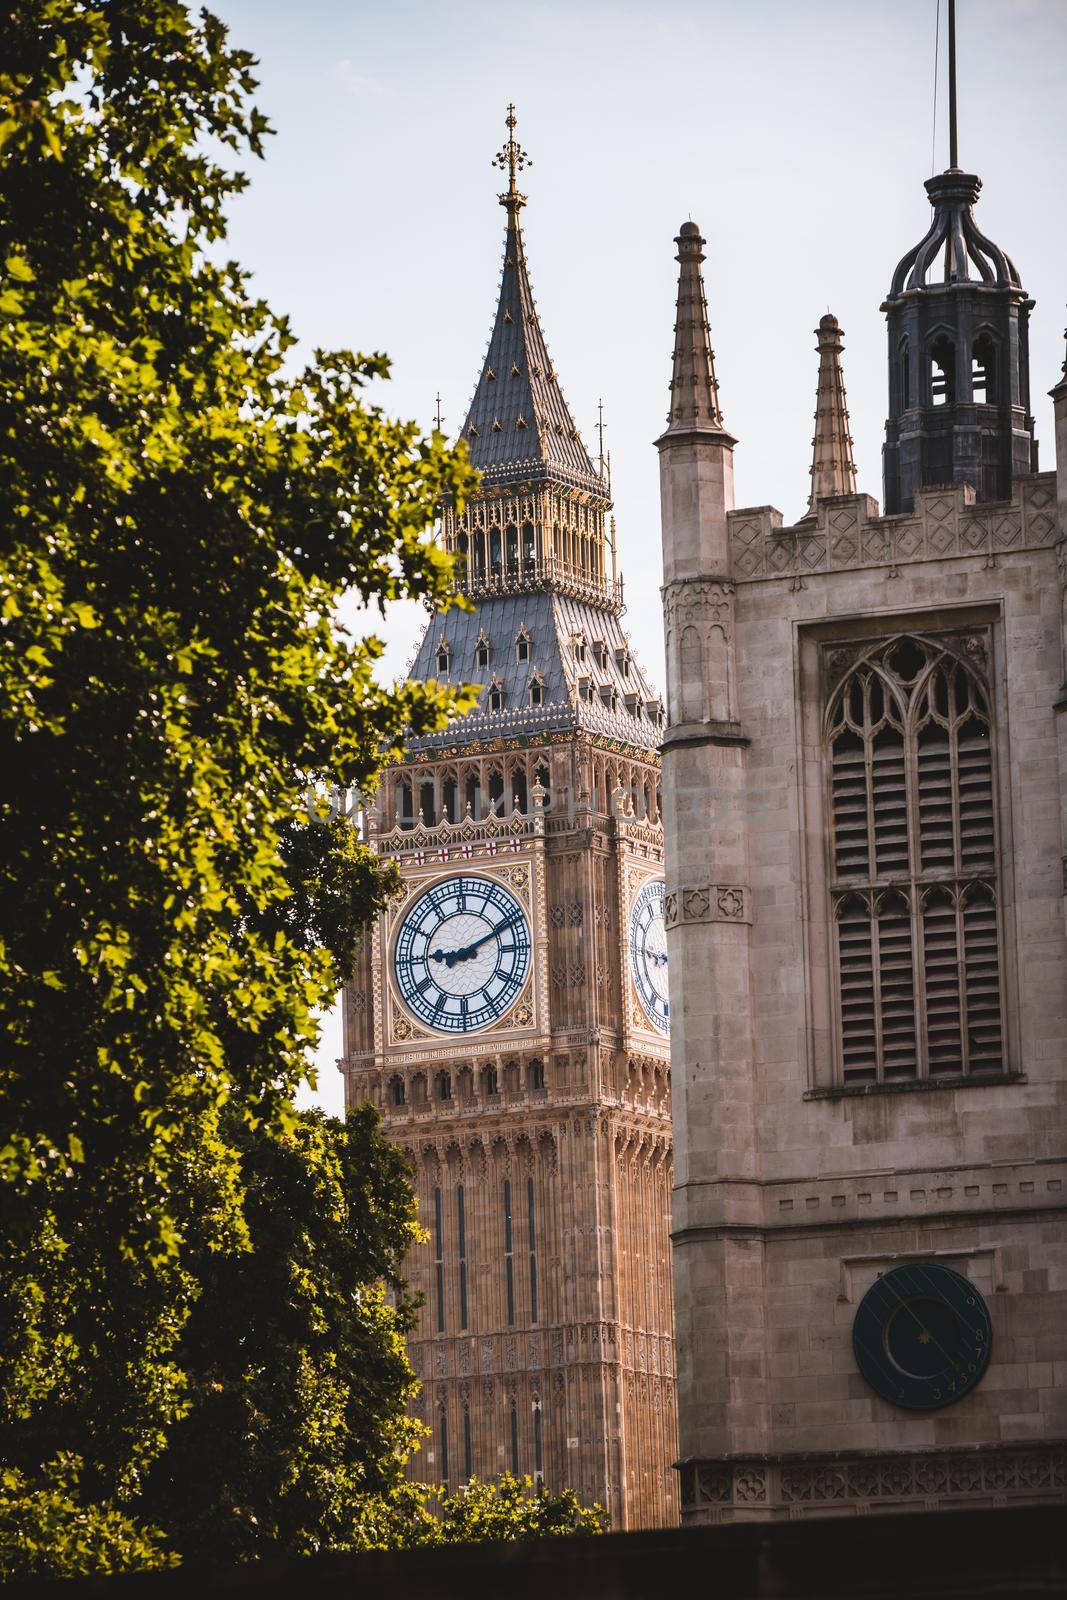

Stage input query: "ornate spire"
[
  {"left": 661, "top": 222, "right": 732, "bottom": 440},
  {"left": 805, "top": 313, "right": 857, "bottom": 515},
  {"left": 458, "top": 107, "right": 601, "bottom": 494}
]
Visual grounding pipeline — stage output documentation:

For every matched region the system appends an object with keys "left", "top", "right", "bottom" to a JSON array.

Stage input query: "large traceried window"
[{"left": 825, "top": 633, "right": 1005, "bottom": 1084}]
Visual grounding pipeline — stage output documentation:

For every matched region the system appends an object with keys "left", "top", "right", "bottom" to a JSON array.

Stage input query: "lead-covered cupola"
[{"left": 882, "top": 164, "right": 1037, "bottom": 512}]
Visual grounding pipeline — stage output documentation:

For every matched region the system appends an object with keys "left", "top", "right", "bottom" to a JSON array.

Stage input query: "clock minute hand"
[{"left": 452, "top": 914, "right": 522, "bottom": 963}]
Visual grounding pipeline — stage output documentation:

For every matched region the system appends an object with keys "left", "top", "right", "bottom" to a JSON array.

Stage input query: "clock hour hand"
[{"left": 429, "top": 946, "right": 462, "bottom": 968}]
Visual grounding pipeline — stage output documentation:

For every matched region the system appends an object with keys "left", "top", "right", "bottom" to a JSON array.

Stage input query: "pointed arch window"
[
  {"left": 436, "top": 640, "right": 451, "bottom": 675},
  {"left": 487, "top": 677, "right": 504, "bottom": 713},
  {"left": 529, "top": 673, "right": 545, "bottom": 708},
  {"left": 826, "top": 633, "right": 1004, "bottom": 1084},
  {"left": 515, "top": 628, "right": 531, "bottom": 664},
  {"left": 971, "top": 332, "right": 997, "bottom": 405},
  {"left": 898, "top": 337, "right": 911, "bottom": 411},
  {"left": 929, "top": 335, "right": 956, "bottom": 407},
  {"left": 475, "top": 635, "right": 490, "bottom": 670}
]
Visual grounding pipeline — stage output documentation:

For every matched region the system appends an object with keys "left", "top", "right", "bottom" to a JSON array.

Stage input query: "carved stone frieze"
[
  {"left": 664, "top": 884, "right": 750, "bottom": 928},
  {"left": 678, "top": 1442, "right": 1067, "bottom": 1516},
  {"left": 728, "top": 475, "right": 1058, "bottom": 583},
  {"left": 661, "top": 576, "right": 736, "bottom": 624}
]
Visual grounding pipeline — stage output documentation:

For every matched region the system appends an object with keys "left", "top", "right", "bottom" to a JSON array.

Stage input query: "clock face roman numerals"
[
  {"left": 393, "top": 874, "right": 532, "bottom": 1034},
  {"left": 630, "top": 879, "right": 669, "bottom": 1034}
]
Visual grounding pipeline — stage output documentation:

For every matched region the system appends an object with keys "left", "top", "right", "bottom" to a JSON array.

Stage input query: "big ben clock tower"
[{"left": 340, "top": 111, "right": 678, "bottom": 1530}]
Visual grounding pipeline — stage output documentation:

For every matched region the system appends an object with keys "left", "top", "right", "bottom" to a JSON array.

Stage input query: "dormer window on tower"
[
  {"left": 573, "top": 634, "right": 587, "bottom": 665},
  {"left": 593, "top": 640, "right": 608, "bottom": 670},
  {"left": 436, "top": 640, "right": 451, "bottom": 675},
  {"left": 529, "top": 672, "right": 545, "bottom": 708},
  {"left": 487, "top": 677, "right": 505, "bottom": 713},
  {"left": 515, "top": 628, "right": 531, "bottom": 663},
  {"left": 475, "top": 634, "right": 491, "bottom": 670}
]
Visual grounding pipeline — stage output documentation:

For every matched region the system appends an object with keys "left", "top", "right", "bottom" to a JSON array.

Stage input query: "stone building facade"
[
  {"left": 657, "top": 152, "right": 1067, "bottom": 1519},
  {"left": 340, "top": 113, "right": 678, "bottom": 1530}
]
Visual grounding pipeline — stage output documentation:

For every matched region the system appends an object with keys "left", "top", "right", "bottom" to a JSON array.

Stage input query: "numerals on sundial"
[
  {"left": 392, "top": 874, "right": 532, "bottom": 1034},
  {"left": 630, "top": 879, "right": 669, "bottom": 1034},
  {"left": 852, "top": 1263, "right": 993, "bottom": 1410}
]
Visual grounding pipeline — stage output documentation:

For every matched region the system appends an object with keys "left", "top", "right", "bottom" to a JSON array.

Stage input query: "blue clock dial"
[
  {"left": 852, "top": 1263, "right": 992, "bottom": 1410},
  {"left": 630, "top": 879, "right": 669, "bottom": 1034},
  {"left": 393, "top": 875, "right": 531, "bottom": 1034}
]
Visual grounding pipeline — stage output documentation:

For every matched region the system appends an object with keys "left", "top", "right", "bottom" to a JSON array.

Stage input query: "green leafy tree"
[
  {"left": 424, "top": 1475, "right": 609, "bottom": 1545},
  {"left": 140, "top": 1105, "right": 427, "bottom": 1565},
  {"left": 136, "top": 1108, "right": 608, "bottom": 1564},
  {"left": 0, "top": 0, "right": 477, "bottom": 1571}
]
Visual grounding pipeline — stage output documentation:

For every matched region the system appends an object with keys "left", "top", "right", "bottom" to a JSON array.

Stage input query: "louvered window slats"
[
  {"left": 872, "top": 731, "right": 908, "bottom": 876},
  {"left": 963, "top": 886, "right": 1003, "bottom": 1069},
  {"left": 877, "top": 895, "right": 918, "bottom": 1078},
  {"left": 838, "top": 898, "right": 877, "bottom": 1082},
  {"left": 921, "top": 891, "right": 963, "bottom": 1073},
  {"left": 827, "top": 636, "right": 1005, "bottom": 1084}
]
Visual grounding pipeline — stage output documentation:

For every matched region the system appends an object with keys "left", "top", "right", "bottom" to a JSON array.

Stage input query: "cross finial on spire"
[
  {"left": 493, "top": 103, "right": 531, "bottom": 212},
  {"left": 434, "top": 391, "right": 443, "bottom": 432}
]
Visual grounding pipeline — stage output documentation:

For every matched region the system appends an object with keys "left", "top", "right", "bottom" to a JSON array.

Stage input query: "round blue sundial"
[
  {"left": 852, "top": 1262, "right": 992, "bottom": 1410},
  {"left": 392, "top": 874, "right": 531, "bottom": 1034},
  {"left": 630, "top": 878, "right": 669, "bottom": 1034}
]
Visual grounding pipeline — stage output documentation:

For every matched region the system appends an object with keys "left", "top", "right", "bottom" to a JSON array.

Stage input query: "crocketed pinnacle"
[
  {"left": 805, "top": 313, "right": 857, "bottom": 515},
  {"left": 661, "top": 221, "right": 732, "bottom": 439},
  {"left": 458, "top": 108, "right": 601, "bottom": 494}
]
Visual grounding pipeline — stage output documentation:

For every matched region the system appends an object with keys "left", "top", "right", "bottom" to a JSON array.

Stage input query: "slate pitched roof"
[
  {"left": 407, "top": 593, "right": 664, "bottom": 755},
  {"left": 458, "top": 209, "right": 602, "bottom": 494}
]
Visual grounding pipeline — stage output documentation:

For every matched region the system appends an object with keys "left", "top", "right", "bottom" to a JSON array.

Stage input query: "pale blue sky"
[{"left": 204, "top": 0, "right": 1067, "bottom": 1114}]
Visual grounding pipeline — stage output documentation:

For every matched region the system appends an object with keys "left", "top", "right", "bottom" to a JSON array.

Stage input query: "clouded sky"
[{"left": 204, "top": 0, "right": 1067, "bottom": 1113}]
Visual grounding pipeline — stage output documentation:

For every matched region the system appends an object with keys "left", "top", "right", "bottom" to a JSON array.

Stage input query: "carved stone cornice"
[
  {"left": 679, "top": 1440, "right": 1067, "bottom": 1519},
  {"left": 661, "top": 720, "right": 749, "bottom": 750}
]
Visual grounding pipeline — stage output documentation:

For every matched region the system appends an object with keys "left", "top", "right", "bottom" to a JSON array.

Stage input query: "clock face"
[
  {"left": 392, "top": 874, "right": 531, "bottom": 1035},
  {"left": 630, "top": 878, "right": 669, "bottom": 1034},
  {"left": 852, "top": 1263, "right": 992, "bottom": 1410}
]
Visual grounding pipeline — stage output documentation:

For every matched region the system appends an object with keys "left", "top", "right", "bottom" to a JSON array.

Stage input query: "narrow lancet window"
[
  {"left": 930, "top": 335, "right": 956, "bottom": 406},
  {"left": 527, "top": 1174, "right": 538, "bottom": 1325},
  {"left": 503, "top": 1177, "right": 514, "bottom": 1326},
  {"left": 457, "top": 1184, "right": 468, "bottom": 1331},
  {"left": 434, "top": 1185, "right": 445, "bottom": 1333}
]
